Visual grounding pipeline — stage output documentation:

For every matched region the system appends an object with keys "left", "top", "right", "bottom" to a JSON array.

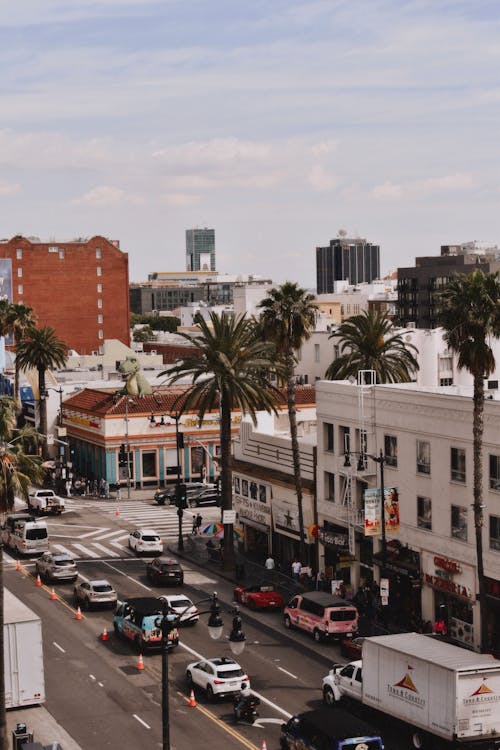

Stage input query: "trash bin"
[{"left": 12, "top": 723, "right": 34, "bottom": 750}]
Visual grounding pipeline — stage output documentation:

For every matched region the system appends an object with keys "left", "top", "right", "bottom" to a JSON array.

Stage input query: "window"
[
  {"left": 314, "top": 344, "right": 320, "bottom": 363},
  {"left": 340, "top": 426, "right": 350, "bottom": 456},
  {"left": 440, "top": 377, "right": 453, "bottom": 386},
  {"left": 98, "top": 330, "right": 103, "bottom": 339},
  {"left": 489, "top": 455, "right": 500, "bottom": 490},
  {"left": 97, "top": 314, "right": 103, "bottom": 324},
  {"left": 325, "top": 423, "right": 334, "bottom": 452},
  {"left": 416, "top": 440, "right": 430, "bottom": 475},
  {"left": 16, "top": 248, "right": 22, "bottom": 260},
  {"left": 325, "top": 472, "right": 335, "bottom": 501},
  {"left": 59, "top": 248, "right": 65, "bottom": 259},
  {"left": 451, "top": 447, "right": 466, "bottom": 483},
  {"left": 490, "top": 515, "right": 500, "bottom": 551},
  {"left": 384, "top": 435, "right": 398, "bottom": 467},
  {"left": 17, "top": 284, "right": 23, "bottom": 295},
  {"left": 17, "top": 267, "right": 22, "bottom": 278},
  {"left": 417, "top": 496, "right": 432, "bottom": 530},
  {"left": 451, "top": 504, "right": 467, "bottom": 541},
  {"left": 97, "top": 299, "right": 103, "bottom": 309},
  {"left": 97, "top": 266, "right": 102, "bottom": 276},
  {"left": 97, "top": 283, "right": 102, "bottom": 293},
  {"left": 141, "top": 451, "right": 156, "bottom": 478},
  {"left": 96, "top": 248, "right": 102, "bottom": 259}
]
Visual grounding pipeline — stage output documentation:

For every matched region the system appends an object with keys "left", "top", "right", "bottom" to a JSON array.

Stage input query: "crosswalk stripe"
[
  {"left": 78, "top": 528, "right": 110, "bottom": 539},
  {"left": 92, "top": 542, "right": 121, "bottom": 558},
  {"left": 109, "top": 540, "right": 134, "bottom": 555},
  {"left": 72, "top": 543, "right": 100, "bottom": 558},
  {"left": 52, "top": 543, "right": 79, "bottom": 558},
  {"left": 93, "top": 529, "right": 129, "bottom": 541}
]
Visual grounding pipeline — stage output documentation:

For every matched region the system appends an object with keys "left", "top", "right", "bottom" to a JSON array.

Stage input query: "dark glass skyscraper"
[
  {"left": 186, "top": 228, "right": 216, "bottom": 272},
  {"left": 316, "top": 237, "right": 380, "bottom": 293}
]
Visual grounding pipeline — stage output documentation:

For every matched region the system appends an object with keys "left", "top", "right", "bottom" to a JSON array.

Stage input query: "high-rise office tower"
[
  {"left": 186, "top": 228, "right": 216, "bottom": 272},
  {"left": 316, "top": 236, "right": 380, "bottom": 293}
]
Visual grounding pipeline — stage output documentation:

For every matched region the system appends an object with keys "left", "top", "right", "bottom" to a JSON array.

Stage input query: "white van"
[{"left": 1, "top": 513, "right": 49, "bottom": 556}]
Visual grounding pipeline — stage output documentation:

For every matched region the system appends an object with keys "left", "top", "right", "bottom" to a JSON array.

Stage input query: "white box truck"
[
  {"left": 322, "top": 633, "right": 500, "bottom": 749},
  {"left": 4, "top": 588, "right": 45, "bottom": 708}
]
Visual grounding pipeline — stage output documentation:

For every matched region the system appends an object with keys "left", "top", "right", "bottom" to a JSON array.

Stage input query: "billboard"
[{"left": 364, "top": 486, "right": 400, "bottom": 536}]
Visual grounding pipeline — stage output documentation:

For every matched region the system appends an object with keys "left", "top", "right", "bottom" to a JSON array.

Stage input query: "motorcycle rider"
[{"left": 234, "top": 682, "right": 257, "bottom": 722}]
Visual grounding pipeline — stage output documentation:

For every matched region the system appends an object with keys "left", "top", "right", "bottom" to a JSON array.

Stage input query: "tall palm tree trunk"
[
  {"left": 473, "top": 374, "right": 488, "bottom": 652},
  {"left": 286, "top": 352, "right": 306, "bottom": 564},
  {"left": 220, "top": 390, "right": 235, "bottom": 572},
  {"left": 38, "top": 368, "right": 48, "bottom": 457}
]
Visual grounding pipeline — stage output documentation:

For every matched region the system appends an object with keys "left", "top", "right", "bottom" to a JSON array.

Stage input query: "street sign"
[
  {"left": 223, "top": 510, "right": 236, "bottom": 524},
  {"left": 46, "top": 433, "right": 54, "bottom": 445}
]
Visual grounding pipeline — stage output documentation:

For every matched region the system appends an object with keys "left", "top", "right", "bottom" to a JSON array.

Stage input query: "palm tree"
[
  {"left": 258, "top": 282, "right": 318, "bottom": 563},
  {"left": 0, "top": 396, "right": 45, "bottom": 750},
  {"left": 6, "top": 304, "right": 37, "bottom": 407},
  {"left": 439, "top": 269, "right": 500, "bottom": 653},
  {"left": 325, "top": 309, "right": 419, "bottom": 383},
  {"left": 162, "top": 311, "right": 282, "bottom": 572},
  {"left": 15, "top": 327, "right": 68, "bottom": 451}
]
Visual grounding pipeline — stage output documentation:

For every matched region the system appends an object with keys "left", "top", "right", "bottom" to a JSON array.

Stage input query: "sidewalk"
[{"left": 7, "top": 705, "right": 82, "bottom": 750}]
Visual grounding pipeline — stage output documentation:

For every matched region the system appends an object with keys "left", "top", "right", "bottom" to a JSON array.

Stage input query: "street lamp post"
[
  {"left": 174, "top": 414, "right": 184, "bottom": 551},
  {"left": 124, "top": 397, "right": 132, "bottom": 499},
  {"left": 157, "top": 593, "right": 245, "bottom": 750}
]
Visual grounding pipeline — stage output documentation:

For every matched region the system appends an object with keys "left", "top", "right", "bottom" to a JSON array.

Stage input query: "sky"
[{"left": 1, "top": 0, "right": 499, "bottom": 287}]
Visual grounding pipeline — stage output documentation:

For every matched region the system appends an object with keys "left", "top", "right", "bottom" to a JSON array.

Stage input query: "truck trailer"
[
  {"left": 4, "top": 588, "right": 45, "bottom": 708},
  {"left": 323, "top": 633, "right": 500, "bottom": 749}
]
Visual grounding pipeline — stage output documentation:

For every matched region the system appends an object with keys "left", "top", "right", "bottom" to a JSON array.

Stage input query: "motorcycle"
[{"left": 233, "top": 693, "right": 260, "bottom": 724}]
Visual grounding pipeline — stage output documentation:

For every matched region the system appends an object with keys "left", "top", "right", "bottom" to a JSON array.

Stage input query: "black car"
[
  {"left": 153, "top": 488, "right": 176, "bottom": 506},
  {"left": 153, "top": 482, "right": 215, "bottom": 506},
  {"left": 280, "top": 708, "right": 384, "bottom": 750},
  {"left": 146, "top": 557, "right": 184, "bottom": 586},
  {"left": 185, "top": 486, "right": 220, "bottom": 508}
]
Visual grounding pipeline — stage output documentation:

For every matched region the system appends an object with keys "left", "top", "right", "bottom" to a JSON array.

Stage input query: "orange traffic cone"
[
  {"left": 35, "top": 574, "right": 42, "bottom": 587},
  {"left": 188, "top": 689, "right": 196, "bottom": 707},
  {"left": 136, "top": 653, "right": 144, "bottom": 671},
  {"left": 15, "top": 559, "right": 21, "bottom": 572},
  {"left": 75, "top": 606, "right": 82, "bottom": 620},
  {"left": 261, "top": 741, "right": 267, "bottom": 750},
  {"left": 49, "top": 588, "right": 57, "bottom": 601},
  {"left": 115, "top": 506, "right": 121, "bottom": 517},
  {"left": 101, "top": 626, "right": 108, "bottom": 642}
]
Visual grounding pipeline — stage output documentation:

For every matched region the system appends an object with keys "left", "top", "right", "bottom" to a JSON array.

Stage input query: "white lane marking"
[
  {"left": 91, "top": 543, "right": 120, "bottom": 558},
  {"left": 179, "top": 642, "right": 292, "bottom": 719},
  {"left": 53, "top": 642, "right": 66, "bottom": 653},
  {"left": 110, "top": 534, "right": 130, "bottom": 542},
  {"left": 89, "top": 674, "right": 96, "bottom": 681},
  {"left": 93, "top": 529, "right": 127, "bottom": 541},
  {"left": 110, "top": 540, "right": 134, "bottom": 555},
  {"left": 72, "top": 544, "right": 100, "bottom": 558},
  {"left": 102, "top": 561, "right": 152, "bottom": 591},
  {"left": 77, "top": 528, "right": 110, "bottom": 539},
  {"left": 277, "top": 666, "right": 297, "bottom": 679},
  {"left": 98, "top": 682, "right": 104, "bottom": 687},
  {"left": 133, "top": 715, "right": 151, "bottom": 730},
  {"left": 52, "top": 543, "right": 79, "bottom": 557}
]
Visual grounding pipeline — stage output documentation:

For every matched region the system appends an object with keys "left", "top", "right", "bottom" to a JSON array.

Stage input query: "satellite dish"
[{"left": 338, "top": 229, "right": 347, "bottom": 238}]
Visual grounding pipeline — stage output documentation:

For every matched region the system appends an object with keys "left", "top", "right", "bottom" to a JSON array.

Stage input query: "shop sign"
[
  {"left": 67, "top": 411, "right": 102, "bottom": 430},
  {"left": 233, "top": 495, "right": 271, "bottom": 527},
  {"left": 182, "top": 414, "right": 242, "bottom": 428},
  {"left": 421, "top": 550, "right": 475, "bottom": 602},
  {"left": 318, "top": 528, "right": 349, "bottom": 552}
]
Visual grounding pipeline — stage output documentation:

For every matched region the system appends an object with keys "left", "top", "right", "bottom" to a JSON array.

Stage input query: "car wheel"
[
  {"left": 411, "top": 731, "right": 428, "bottom": 749},
  {"left": 113, "top": 622, "right": 121, "bottom": 637},
  {"left": 284, "top": 615, "right": 292, "bottom": 629},
  {"left": 188, "top": 498, "right": 197, "bottom": 508},
  {"left": 313, "top": 629, "right": 323, "bottom": 643},
  {"left": 134, "top": 637, "right": 145, "bottom": 654},
  {"left": 178, "top": 578, "right": 184, "bottom": 587},
  {"left": 323, "top": 686, "right": 336, "bottom": 707},
  {"left": 186, "top": 671, "right": 193, "bottom": 688},
  {"left": 206, "top": 685, "right": 214, "bottom": 701},
  {"left": 73, "top": 591, "right": 79, "bottom": 605},
  {"left": 83, "top": 598, "right": 90, "bottom": 611}
]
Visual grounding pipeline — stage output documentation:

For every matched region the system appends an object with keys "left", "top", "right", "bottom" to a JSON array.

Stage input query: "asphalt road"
[{"left": 4, "top": 497, "right": 410, "bottom": 750}]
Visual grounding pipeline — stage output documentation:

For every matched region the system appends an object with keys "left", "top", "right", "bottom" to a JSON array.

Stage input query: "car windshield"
[
  {"left": 142, "top": 535, "right": 160, "bottom": 542},
  {"left": 217, "top": 668, "right": 244, "bottom": 679},
  {"left": 330, "top": 609, "right": 356, "bottom": 622},
  {"left": 93, "top": 584, "right": 113, "bottom": 592},
  {"left": 55, "top": 559, "right": 74, "bottom": 566},
  {"left": 170, "top": 599, "right": 191, "bottom": 608},
  {"left": 26, "top": 528, "right": 48, "bottom": 540}
]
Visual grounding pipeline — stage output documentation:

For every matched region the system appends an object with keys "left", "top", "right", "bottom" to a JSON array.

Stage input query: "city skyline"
[{"left": 1, "top": 1, "right": 499, "bottom": 286}]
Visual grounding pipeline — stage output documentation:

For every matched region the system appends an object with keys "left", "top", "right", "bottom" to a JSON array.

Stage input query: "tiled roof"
[{"left": 62, "top": 384, "right": 316, "bottom": 417}]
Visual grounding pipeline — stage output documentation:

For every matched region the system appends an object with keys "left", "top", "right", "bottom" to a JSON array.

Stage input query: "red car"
[
  {"left": 340, "top": 636, "right": 365, "bottom": 660},
  {"left": 233, "top": 584, "right": 284, "bottom": 610}
]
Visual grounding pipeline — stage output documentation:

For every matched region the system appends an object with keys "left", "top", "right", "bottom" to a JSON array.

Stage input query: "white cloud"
[
  {"left": 71, "top": 185, "right": 143, "bottom": 207},
  {"left": 0, "top": 181, "right": 20, "bottom": 196},
  {"left": 371, "top": 174, "right": 475, "bottom": 201},
  {"left": 308, "top": 164, "right": 338, "bottom": 192},
  {"left": 159, "top": 193, "right": 200, "bottom": 207}
]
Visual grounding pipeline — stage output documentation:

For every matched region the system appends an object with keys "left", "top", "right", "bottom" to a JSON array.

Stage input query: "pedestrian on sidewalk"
[
  {"left": 291, "top": 560, "right": 301, "bottom": 580},
  {"left": 116, "top": 485, "right": 121, "bottom": 501},
  {"left": 265, "top": 554, "right": 275, "bottom": 571},
  {"left": 195, "top": 513, "right": 203, "bottom": 534},
  {"left": 191, "top": 515, "right": 197, "bottom": 535}
]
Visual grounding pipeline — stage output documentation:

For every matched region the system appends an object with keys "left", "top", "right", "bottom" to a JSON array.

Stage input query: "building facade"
[
  {"left": 186, "top": 228, "right": 216, "bottom": 272},
  {"left": 315, "top": 379, "right": 500, "bottom": 652},
  {"left": 316, "top": 237, "right": 380, "bottom": 293},
  {"left": 0, "top": 235, "right": 130, "bottom": 354}
]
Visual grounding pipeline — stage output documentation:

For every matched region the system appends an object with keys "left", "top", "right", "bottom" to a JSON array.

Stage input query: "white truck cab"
[
  {"left": 28, "top": 489, "right": 65, "bottom": 515},
  {"left": 322, "top": 660, "right": 363, "bottom": 706}
]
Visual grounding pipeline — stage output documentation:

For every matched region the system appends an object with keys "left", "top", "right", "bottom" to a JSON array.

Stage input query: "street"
[{"left": 5, "top": 495, "right": 407, "bottom": 749}]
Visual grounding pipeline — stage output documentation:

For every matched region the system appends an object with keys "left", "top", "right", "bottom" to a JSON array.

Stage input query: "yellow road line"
[
  {"left": 22, "top": 569, "right": 85, "bottom": 619},
  {"left": 178, "top": 691, "right": 260, "bottom": 750}
]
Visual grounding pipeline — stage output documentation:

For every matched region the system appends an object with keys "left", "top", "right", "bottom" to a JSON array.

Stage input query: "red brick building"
[{"left": 0, "top": 235, "right": 130, "bottom": 353}]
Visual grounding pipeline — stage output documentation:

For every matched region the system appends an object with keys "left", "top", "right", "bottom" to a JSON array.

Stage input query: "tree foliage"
[{"left": 131, "top": 313, "right": 179, "bottom": 332}]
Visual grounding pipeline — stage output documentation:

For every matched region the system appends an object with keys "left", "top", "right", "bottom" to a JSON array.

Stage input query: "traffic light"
[
  {"left": 119, "top": 444, "right": 127, "bottom": 465},
  {"left": 176, "top": 432, "right": 184, "bottom": 449},
  {"left": 175, "top": 483, "right": 187, "bottom": 509}
]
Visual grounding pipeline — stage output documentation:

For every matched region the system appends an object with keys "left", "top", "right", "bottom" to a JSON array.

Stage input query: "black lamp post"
[
  {"left": 157, "top": 593, "right": 245, "bottom": 750},
  {"left": 174, "top": 413, "right": 184, "bottom": 551}
]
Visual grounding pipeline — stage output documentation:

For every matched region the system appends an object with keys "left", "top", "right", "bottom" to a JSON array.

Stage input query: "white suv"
[
  {"left": 186, "top": 657, "right": 248, "bottom": 700},
  {"left": 128, "top": 529, "right": 163, "bottom": 555}
]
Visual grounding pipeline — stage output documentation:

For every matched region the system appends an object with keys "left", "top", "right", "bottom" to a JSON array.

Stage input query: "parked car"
[
  {"left": 146, "top": 557, "right": 184, "bottom": 586},
  {"left": 185, "top": 486, "right": 220, "bottom": 508},
  {"left": 233, "top": 583, "right": 284, "bottom": 610},
  {"left": 186, "top": 657, "right": 249, "bottom": 700},
  {"left": 35, "top": 553, "right": 77, "bottom": 583},
  {"left": 73, "top": 579, "right": 117, "bottom": 610},
  {"left": 340, "top": 636, "right": 365, "bottom": 660},
  {"left": 128, "top": 529, "right": 163, "bottom": 555},
  {"left": 160, "top": 594, "right": 199, "bottom": 624},
  {"left": 153, "top": 482, "right": 215, "bottom": 506},
  {"left": 113, "top": 597, "right": 179, "bottom": 652}
]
